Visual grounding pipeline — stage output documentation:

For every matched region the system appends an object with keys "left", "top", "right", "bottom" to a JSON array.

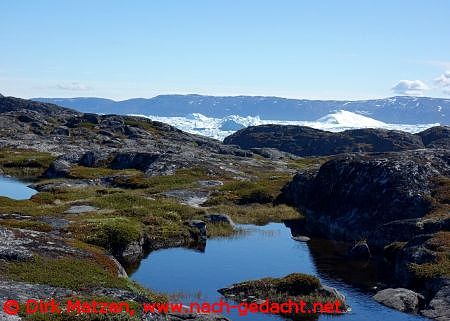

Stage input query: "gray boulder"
[
  {"left": 51, "top": 126, "right": 70, "bottom": 136},
  {"left": 373, "top": 288, "right": 424, "bottom": 313},
  {"left": 185, "top": 220, "right": 207, "bottom": 242},
  {"left": 44, "top": 159, "right": 71, "bottom": 178}
]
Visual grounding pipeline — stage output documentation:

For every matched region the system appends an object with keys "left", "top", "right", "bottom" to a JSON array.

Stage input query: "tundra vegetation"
[{"left": 0, "top": 148, "right": 313, "bottom": 321}]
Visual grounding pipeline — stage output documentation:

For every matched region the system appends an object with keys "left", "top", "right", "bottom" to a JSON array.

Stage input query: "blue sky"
[{"left": 1, "top": 0, "right": 449, "bottom": 100}]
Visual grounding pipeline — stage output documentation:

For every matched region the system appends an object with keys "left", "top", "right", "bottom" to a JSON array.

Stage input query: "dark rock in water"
[
  {"left": 204, "top": 213, "right": 235, "bottom": 227},
  {"left": 224, "top": 125, "right": 430, "bottom": 157},
  {"left": 373, "top": 288, "right": 424, "bottom": 313},
  {"left": 279, "top": 149, "right": 450, "bottom": 246},
  {"left": 349, "top": 241, "right": 371, "bottom": 259}
]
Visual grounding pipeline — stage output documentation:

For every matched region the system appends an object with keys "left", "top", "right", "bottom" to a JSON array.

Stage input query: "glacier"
[{"left": 130, "top": 110, "right": 440, "bottom": 141}]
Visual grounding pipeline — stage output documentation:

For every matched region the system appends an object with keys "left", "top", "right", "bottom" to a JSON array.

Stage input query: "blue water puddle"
[
  {"left": 0, "top": 176, "right": 37, "bottom": 200},
  {"left": 131, "top": 223, "right": 426, "bottom": 321}
]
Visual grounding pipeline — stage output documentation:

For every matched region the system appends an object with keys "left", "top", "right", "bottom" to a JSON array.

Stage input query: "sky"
[{"left": 1, "top": 0, "right": 450, "bottom": 101}]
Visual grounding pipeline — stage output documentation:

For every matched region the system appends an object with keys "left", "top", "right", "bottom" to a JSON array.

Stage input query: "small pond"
[
  {"left": 131, "top": 223, "right": 426, "bottom": 321},
  {"left": 0, "top": 176, "right": 37, "bottom": 200}
]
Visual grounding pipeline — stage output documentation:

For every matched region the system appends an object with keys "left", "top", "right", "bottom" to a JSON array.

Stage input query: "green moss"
[
  {"left": 113, "top": 167, "right": 210, "bottom": 193},
  {"left": 209, "top": 204, "right": 301, "bottom": 225},
  {"left": 73, "top": 217, "right": 142, "bottom": 253},
  {"left": 1, "top": 256, "right": 130, "bottom": 290},
  {"left": 0, "top": 149, "right": 55, "bottom": 178},
  {"left": 275, "top": 273, "right": 321, "bottom": 295},
  {"left": 0, "top": 196, "right": 68, "bottom": 217},
  {"left": 205, "top": 172, "right": 292, "bottom": 206}
]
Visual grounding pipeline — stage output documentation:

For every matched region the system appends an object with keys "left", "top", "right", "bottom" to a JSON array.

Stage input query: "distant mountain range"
[{"left": 33, "top": 95, "right": 450, "bottom": 124}]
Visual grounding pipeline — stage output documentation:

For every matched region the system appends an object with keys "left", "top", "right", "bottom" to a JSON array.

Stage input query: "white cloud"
[
  {"left": 434, "top": 71, "right": 450, "bottom": 95},
  {"left": 56, "top": 82, "right": 91, "bottom": 91},
  {"left": 391, "top": 80, "right": 429, "bottom": 96}
]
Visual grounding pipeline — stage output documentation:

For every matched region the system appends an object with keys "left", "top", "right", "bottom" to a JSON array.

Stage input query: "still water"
[
  {"left": 131, "top": 223, "right": 425, "bottom": 321},
  {"left": 0, "top": 176, "right": 36, "bottom": 199}
]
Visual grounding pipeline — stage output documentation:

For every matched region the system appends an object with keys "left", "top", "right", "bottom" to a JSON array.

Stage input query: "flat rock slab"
[
  {"left": 197, "top": 180, "right": 224, "bottom": 188},
  {"left": 0, "top": 279, "right": 75, "bottom": 302},
  {"left": 0, "top": 226, "right": 88, "bottom": 261},
  {"left": 41, "top": 217, "right": 70, "bottom": 230},
  {"left": 64, "top": 205, "right": 98, "bottom": 215},
  {"left": 163, "top": 189, "right": 210, "bottom": 207}
]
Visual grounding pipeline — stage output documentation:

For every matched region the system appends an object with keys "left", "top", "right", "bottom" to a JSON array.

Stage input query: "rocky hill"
[
  {"left": 0, "top": 95, "right": 255, "bottom": 178},
  {"left": 224, "top": 124, "right": 450, "bottom": 156}
]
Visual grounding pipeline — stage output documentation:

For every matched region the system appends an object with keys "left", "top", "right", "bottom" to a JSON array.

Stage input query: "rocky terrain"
[
  {"left": 0, "top": 95, "right": 302, "bottom": 321},
  {"left": 0, "top": 96, "right": 256, "bottom": 178},
  {"left": 1, "top": 94, "right": 449, "bottom": 320},
  {"left": 224, "top": 124, "right": 450, "bottom": 156},
  {"left": 278, "top": 149, "right": 450, "bottom": 320}
]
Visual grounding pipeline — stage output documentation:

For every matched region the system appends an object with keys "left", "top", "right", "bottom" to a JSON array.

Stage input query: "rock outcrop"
[
  {"left": 224, "top": 124, "right": 449, "bottom": 157},
  {"left": 278, "top": 149, "right": 450, "bottom": 319},
  {"left": 278, "top": 149, "right": 450, "bottom": 246}
]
